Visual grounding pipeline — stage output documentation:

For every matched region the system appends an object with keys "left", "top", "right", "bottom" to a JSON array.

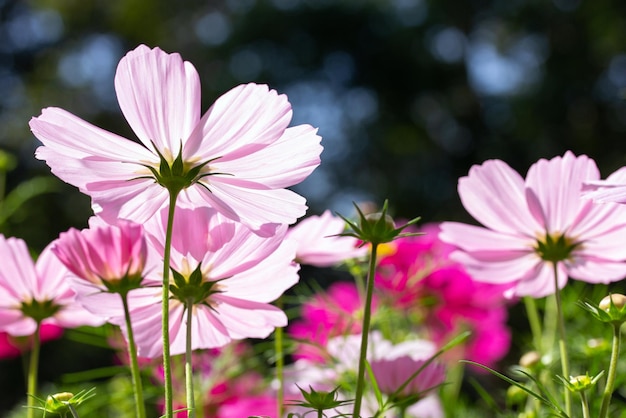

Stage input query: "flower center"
[
  {"left": 20, "top": 298, "right": 61, "bottom": 323},
  {"left": 534, "top": 232, "right": 581, "bottom": 263},
  {"left": 136, "top": 141, "right": 227, "bottom": 195},
  {"left": 169, "top": 260, "right": 224, "bottom": 307}
]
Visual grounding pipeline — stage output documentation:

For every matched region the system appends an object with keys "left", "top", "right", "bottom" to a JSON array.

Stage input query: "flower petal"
[
  {"left": 185, "top": 83, "right": 292, "bottom": 160},
  {"left": 214, "top": 124, "right": 322, "bottom": 188},
  {"left": 115, "top": 45, "right": 201, "bottom": 153},
  {"left": 525, "top": 151, "right": 600, "bottom": 232},
  {"left": 457, "top": 159, "right": 541, "bottom": 236}
]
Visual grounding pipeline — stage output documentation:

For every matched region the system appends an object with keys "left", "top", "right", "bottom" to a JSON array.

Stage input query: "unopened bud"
[
  {"left": 519, "top": 351, "right": 541, "bottom": 369},
  {"left": 599, "top": 293, "right": 626, "bottom": 311}
]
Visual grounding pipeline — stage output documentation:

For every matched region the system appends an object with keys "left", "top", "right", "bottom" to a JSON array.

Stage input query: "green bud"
[
  {"left": 286, "top": 385, "right": 352, "bottom": 412},
  {"left": 557, "top": 371, "right": 604, "bottom": 393},
  {"left": 600, "top": 293, "right": 626, "bottom": 311},
  {"left": 336, "top": 200, "right": 422, "bottom": 246},
  {"left": 506, "top": 385, "right": 527, "bottom": 406}
]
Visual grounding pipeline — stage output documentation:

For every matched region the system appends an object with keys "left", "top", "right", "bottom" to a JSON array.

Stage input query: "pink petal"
[
  {"left": 186, "top": 84, "right": 292, "bottom": 160},
  {"left": 584, "top": 166, "right": 626, "bottom": 203},
  {"left": 566, "top": 257, "right": 626, "bottom": 284},
  {"left": 182, "top": 182, "right": 308, "bottom": 232},
  {"left": 211, "top": 296, "right": 287, "bottom": 339},
  {"left": 525, "top": 151, "right": 599, "bottom": 232},
  {"left": 215, "top": 124, "right": 322, "bottom": 188},
  {"left": 115, "top": 45, "right": 201, "bottom": 153},
  {"left": 221, "top": 240, "right": 299, "bottom": 302},
  {"left": 506, "top": 262, "right": 567, "bottom": 298},
  {"left": 439, "top": 222, "right": 533, "bottom": 253},
  {"left": 457, "top": 159, "right": 541, "bottom": 236},
  {"left": 451, "top": 250, "right": 541, "bottom": 286}
]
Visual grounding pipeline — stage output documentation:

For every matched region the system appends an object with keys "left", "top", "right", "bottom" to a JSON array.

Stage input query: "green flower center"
[
  {"left": 20, "top": 299, "right": 61, "bottom": 323},
  {"left": 136, "top": 141, "right": 228, "bottom": 195},
  {"left": 169, "top": 260, "right": 224, "bottom": 307},
  {"left": 534, "top": 233, "right": 580, "bottom": 263}
]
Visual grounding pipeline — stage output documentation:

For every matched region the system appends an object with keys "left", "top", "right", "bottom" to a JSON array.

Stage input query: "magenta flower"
[
  {"left": 31, "top": 44, "right": 322, "bottom": 235},
  {"left": 0, "top": 324, "right": 63, "bottom": 359},
  {"left": 286, "top": 210, "right": 366, "bottom": 267},
  {"left": 440, "top": 151, "right": 626, "bottom": 298},
  {"left": 122, "top": 206, "right": 299, "bottom": 358},
  {"left": 0, "top": 235, "right": 104, "bottom": 336},
  {"left": 288, "top": 281, "right": 373, "bottom": 363}
]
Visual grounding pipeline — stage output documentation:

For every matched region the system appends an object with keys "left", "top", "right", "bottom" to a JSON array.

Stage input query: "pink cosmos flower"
[
  {"left": 30, "top": 44, "right": 322, "bottom": 235},
  {"left": 0, "top": 235, "right": 104, "bottom": 336},
  {"left": 53, "top": 218, "right": 147, "bottom": 288},
  {"left": 370, "top": 355, "right": 445, "bottom": 399},
  {"left": 439, "top": 151, "right": 626, "bottom": 298},
  {"left": 121, "top": 206, "right": 299, "bottom": 358},
  {"left": 375, "top": 225, "right": 512, "bottom": 367},
  {"left": 288, "top": 281, "right": 373, "bottom": 363},
  {"left": 286, "top": 210, "right": 366, "bottom": 267}
]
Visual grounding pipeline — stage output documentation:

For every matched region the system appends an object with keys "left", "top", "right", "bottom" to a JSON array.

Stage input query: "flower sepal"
[
  {"left": 336, "top": 200, "right": 422, "bottom": 246},
  {"left": 581, "top": 293, "right": 626, "bottom": 325}
]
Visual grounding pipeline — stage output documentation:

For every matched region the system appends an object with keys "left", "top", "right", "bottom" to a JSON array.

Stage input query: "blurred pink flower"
[
  {"left": 31, "top": 44, "right": 322, "bottom": 235},
  {"left": 286, "top": 210, "right": 366, "bottom": 267},
  {"left": 0, "top": 324, "right": 63, "bottom": 359},
  {"left": 440, "top": 151, "right": 626, "bottom": 298},
  {"left": 375, "top": 225, "right": 512, "bottom": 367},
  {"left": 0, "top": 235, "right": 104, "bottom": 336},
  {"left": 122, "top": 206, "right": 299, "bottom": 358},
  {"left": 370, "top": 354, "right": 445, "bottom": 399},
  {"left": 288, "top": 281, "right": 372, "bottom": 362}
]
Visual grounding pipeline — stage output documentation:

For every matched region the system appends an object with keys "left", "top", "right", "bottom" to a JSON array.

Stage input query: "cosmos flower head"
[
  {"left": 31, "top": 44, "right": 322, "bottom": 236},
  {"left": 440, "top": 151, "right": 626, "bottom": 298}
]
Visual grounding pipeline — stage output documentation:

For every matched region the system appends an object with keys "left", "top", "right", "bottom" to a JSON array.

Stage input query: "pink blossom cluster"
[{"left": 289, "top": 224, "right": 512, "bottom": 369}]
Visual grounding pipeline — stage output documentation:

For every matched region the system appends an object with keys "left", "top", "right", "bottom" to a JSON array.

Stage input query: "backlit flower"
[
  {"left": 31, "top": 44, "right": 322, "bottom": 235},
  {"left": 122, "top": 206, "right": 299, "bottom": 358},
  {"left": 0, "top": 235, "right": 103, "bottom": 336},
  {"left": 287, "top": 210, "right": 366, "bottom": 267},
  {"left": 440, "top": 151, "right": 626, "bottom": 298}
]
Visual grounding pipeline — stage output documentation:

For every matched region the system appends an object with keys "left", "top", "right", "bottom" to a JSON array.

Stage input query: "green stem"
[
  {"left": 579, "top": 391, "right": 590, "bottom": 418},
  {"left": 599, "top": 323, "right": 622, "bottom": 418},
  {"left": 552, "top": 262, "right": 571, "bottom": 417},
  {"left": 162, "top": 190, "right": 180, "bottom": 418},
  {"left": 185, "top": 300, "right": 196, "bottom": 418},
  {"left": 121, "top": 292, "right": 146, "bottom": 418},
  {"left": 352, "top": 243, "right": 379, "bottom": 418},
  {"left": 523, "top": 296, "right": 543, "bottom": 353},
  {"left": 26, "top": 322, "right": 41, "bottom": 418},
  {"left": 69, "top": 404, "right": 80, "bottom": 418},
  {"left": 275, "top": 297, "right": 285, "bottom": 418}
]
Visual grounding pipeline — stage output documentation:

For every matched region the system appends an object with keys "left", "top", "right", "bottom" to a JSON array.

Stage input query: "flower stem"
[
  {"left": 523, "top": 296, "right": 543, "bottom": 353},
  {"left": 26, "top": 322, "right": 41, "bottom": 418},
  {"left": 579, "top": 391, "right": 590, "bottom": 418},
  {"left": 275, "top": 297, "right": 285, "bottom": 418},
  {"left": 599, "top": 322, "right": 622, "bottom": 418},
  {"left": 121, "top": 292, "right": 146, "bottom": 418},
  {"left": 162, "top": 190, "right": 180, "bottom": 418},
  {"left": 551, "top": 262, "right": 571, "bottom": 417},
  {"left": 185, "top": 300, "right": 196, "bottom": 418},
  {"left": 352, "top": 243, "right": 379, "bottom": 418}
]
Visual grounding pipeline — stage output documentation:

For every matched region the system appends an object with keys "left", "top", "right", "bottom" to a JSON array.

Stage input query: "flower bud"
[
  {"left": 600, "top": 293, "right": 626, "bottom": 311},
  {"left": 519, "top": 351, "right": 541, "bottom": 369}
]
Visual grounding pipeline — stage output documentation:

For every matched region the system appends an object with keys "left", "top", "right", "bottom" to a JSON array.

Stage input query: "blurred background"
[{"left": 1, "top": 0, "right": 626, "bottom": 414}]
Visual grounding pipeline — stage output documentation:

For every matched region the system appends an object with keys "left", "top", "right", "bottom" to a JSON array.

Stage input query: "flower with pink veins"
[
  {"left": 440, "top": 151, "right": 626, "bottom": 298},
  {"left": 0, "top": 235, "right": 104, "bottom": 337},
  {"left": 30, "top": 44, "right": 322, "bottom": 235},
  {"left": 51, "top": 218, "right": 150, "bottom": 321},
  {"left": 122, "top": 206, "right": 299, "bottom": 358},
  {"left": 286, "top": 210, "right": 366, "bottom": 267}
]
